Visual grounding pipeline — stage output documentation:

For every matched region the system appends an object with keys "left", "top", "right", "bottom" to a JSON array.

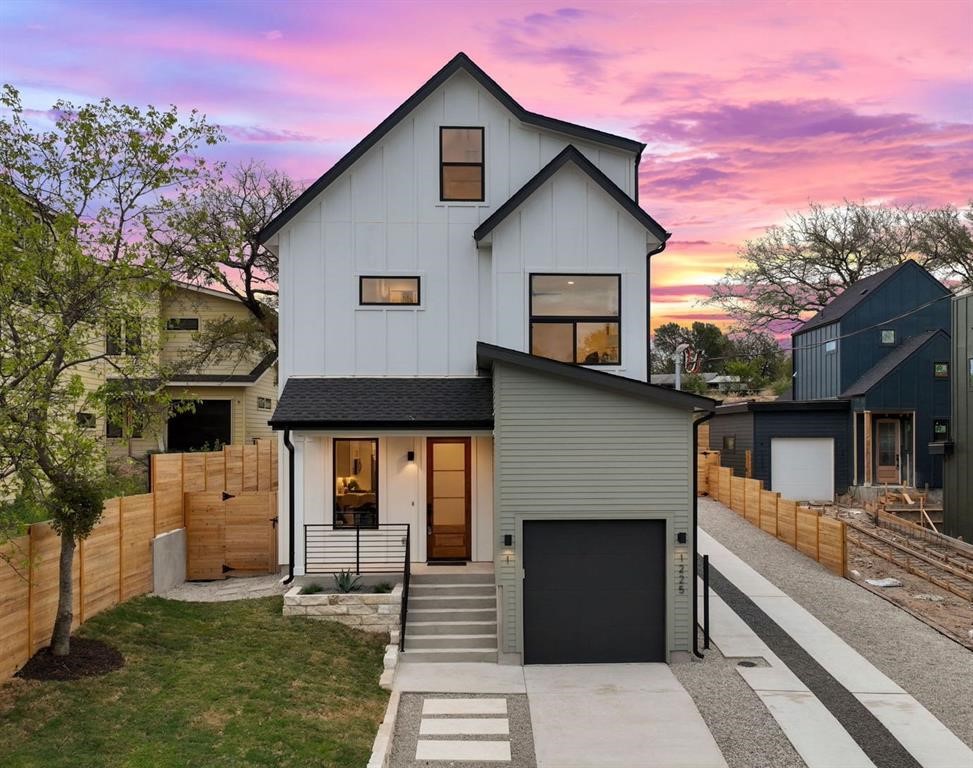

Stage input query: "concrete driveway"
[{"left": 525, "top": 664, "right": 727, "bottom": 768}]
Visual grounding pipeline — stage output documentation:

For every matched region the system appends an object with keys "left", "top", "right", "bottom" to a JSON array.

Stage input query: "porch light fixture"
[
  {"left": 406, "top": 450, "right": 415, "bottom": 462},
  {"left": 503, "top": 534, "right": 513, "bottom": 546}
]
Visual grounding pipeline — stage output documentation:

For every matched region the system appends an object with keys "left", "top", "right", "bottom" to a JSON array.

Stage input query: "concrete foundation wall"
[{"left": 152, "top": 528, "right": 186, "bottom": 594}]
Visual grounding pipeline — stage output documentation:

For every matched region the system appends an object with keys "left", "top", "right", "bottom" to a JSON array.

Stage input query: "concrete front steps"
[{"left": 401, "top": 571, "right": 498, "bottom": 663}]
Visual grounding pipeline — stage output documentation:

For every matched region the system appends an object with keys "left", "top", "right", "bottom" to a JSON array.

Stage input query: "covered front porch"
[{"left": 854, "top": 410, "right": 916, "bottom": 487}]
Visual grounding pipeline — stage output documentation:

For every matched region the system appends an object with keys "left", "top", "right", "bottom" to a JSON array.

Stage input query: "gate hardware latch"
[{"left": 222, "top": 491, "right": 235, "bottom": 501}]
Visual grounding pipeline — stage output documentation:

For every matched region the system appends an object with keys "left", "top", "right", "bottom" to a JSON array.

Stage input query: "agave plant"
[{"left": 333, "top": 569, "right": 363, "bottom": 593}]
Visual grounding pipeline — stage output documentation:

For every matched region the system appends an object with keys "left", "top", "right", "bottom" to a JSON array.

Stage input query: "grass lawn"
[{"left": 0, "top": 596, "right": 390, "bottom": 767}]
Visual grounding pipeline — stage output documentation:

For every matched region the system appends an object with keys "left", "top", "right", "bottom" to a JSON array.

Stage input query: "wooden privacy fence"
[
  {"left": 0, "top": 440, "right": 278, "bottom": 679},
  {"left": 185, "top": 491, "right": 278, "bottom": 580},
  {"left": 705, "top": 464, "right": 847, "bottom": 577}
]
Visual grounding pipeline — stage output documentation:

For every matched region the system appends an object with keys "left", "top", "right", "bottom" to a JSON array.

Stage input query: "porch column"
[
  {"left": 863, "top": 411, "right": 872, "bottom": 486},
  {"left": 852, "top": 412, "right": 858, "bottom": 487}
]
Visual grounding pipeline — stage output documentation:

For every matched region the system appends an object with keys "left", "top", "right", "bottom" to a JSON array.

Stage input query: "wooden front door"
[
  {"left": 426, "top": 438, "right": 471, "bottom": 560},
  {"left": 875, "top": 419, "right": 901, "bottom": 485}
]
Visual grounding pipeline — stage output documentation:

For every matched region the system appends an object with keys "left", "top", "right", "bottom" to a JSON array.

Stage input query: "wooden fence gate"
[{"left": 185, "top": 491, "right": 278, "bottom": 580}]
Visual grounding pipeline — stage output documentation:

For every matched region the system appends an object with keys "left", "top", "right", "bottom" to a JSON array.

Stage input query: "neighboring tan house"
[
  {"left": 262, "top": 53, "right": 715, "bottom": 665},
  {"left": 709, "top": 261, "right": 951, "bottom": 502},
  {"left": 76, "top": 281, "right": 277, "bottom": 461}
]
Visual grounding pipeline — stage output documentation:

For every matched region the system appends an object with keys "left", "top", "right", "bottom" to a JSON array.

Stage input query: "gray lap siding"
[{"left": 492, "top": 363, "right": 694, "bottom": 661}]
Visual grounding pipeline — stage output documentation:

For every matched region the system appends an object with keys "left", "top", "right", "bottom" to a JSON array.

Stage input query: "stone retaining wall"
[{"left": 283, "top": 584, "right": 402, "bottom": 635}]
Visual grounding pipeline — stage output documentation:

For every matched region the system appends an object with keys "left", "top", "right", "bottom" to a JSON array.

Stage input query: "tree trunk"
[{"left": 50, "top": 533, "right": 76, "bottom": 656}]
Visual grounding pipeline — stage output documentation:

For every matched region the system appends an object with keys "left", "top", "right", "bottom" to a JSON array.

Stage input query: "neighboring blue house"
[{"left": 711, "top": 261, "right": 952, "bottom": 500}]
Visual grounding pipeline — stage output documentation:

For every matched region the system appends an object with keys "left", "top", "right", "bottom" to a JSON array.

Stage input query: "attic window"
[
  {"left": 824, "top": 340, "right": 837, "bottom": 353},
  {"left": 880, "top": 329, "right": 896, "bottom": 345},
  {"left": 166, "top": 317, "right": 199, "bottom": 331},
  {"left": 440, "top": 127, "right": 484, "bottom": 201}
]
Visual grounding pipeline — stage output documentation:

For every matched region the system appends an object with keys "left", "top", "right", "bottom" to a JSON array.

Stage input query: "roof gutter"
[
  {"left": 282, "top": 429, "right": 296, "bottom": 585},
  {"left": 646, "top": 234, "right": 670, "bottom": 383},
  {"left": 692, "top": 410, "right": 715, "bottom": 659}
]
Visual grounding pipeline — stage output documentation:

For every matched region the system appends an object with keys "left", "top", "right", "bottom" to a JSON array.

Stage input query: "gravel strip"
[
  {"left": 699, "top": 497, "right": 973, "bottom": 747},
  {"left": 672, "top": 642, "right": 807, "bottom": 768},
  {"left": 158, "top": 573, "right": 286, "bottom": 602},
  {"left": 389, "top": 693, "right": 535, "bottom": 768}
]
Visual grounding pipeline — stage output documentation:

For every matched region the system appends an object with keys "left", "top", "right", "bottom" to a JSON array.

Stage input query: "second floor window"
[
  {"left": 106, "top": 317, "right": 141, "bottom": 356},
  {"left": 880, "top": 329, "right": 896, "bottom": 345},
  {"left": 360, "top": 276, "right": 420, "bottom": 305},
  {"left": 166, "top": 317, "right": 200, "bottom": 331},
  {"left": 530, "top": 274, "right": 621, "bottom": 365},
  {"left": 440, "top": 127, "right": 484, "bottom": 201}
]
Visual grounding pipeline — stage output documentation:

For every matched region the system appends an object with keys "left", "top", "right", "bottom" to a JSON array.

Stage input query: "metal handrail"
[
  {"left": 400, "top": 525, "right": 411, "bottom": 652},
  {"left": 305, "top": 521, "right": 410, "bottom": 574}
]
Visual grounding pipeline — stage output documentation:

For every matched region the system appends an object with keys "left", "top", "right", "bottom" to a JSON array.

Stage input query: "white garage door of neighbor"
[{"left": 771, "top": 438, "right": 835, "bottom": 501}]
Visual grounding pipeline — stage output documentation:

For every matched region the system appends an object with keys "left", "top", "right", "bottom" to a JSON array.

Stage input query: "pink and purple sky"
[{"left": 2, "top": 0, "right": 971, "bottom": 328}]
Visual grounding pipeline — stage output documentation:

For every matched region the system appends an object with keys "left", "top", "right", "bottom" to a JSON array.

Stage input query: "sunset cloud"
[{"left": 1, "top": 0, "right": 970, "bottom": 330}]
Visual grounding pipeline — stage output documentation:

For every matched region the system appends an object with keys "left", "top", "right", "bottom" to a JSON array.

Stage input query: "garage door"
[
  {"left": 167, "top": 400, "right": 232, "bottom": 452},
  {"left": 523, "top": 520, "right": 666, "bottom": 664},
  {"left": 771, "top": 438, "right": 834, "bottom": 501}
]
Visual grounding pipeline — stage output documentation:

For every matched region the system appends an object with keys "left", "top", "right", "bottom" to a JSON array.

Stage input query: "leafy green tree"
[
  {"left": 0, "top": 85, "right": 219, "bottom": 656},
  {"left": 652, "top": 321, "right": 730, "bottom": 374},
  {"left": 707, "top": 201, "right": 973, "bottom": 332}
]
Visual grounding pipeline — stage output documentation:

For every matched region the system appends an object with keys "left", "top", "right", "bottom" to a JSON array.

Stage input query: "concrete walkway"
[
  {"left": 158, "top": 573, "right": 287, "bottom": 602},
  {"left": 698, "top": 528, "right": 973, "bottom": 768},
  {"left": 393, "top": 662, "right": 727, "bottom": 767}
]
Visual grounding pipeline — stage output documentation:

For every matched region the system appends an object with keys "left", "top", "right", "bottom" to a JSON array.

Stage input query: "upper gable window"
[
  {"left": 166, "top": 317, "right": 199, "bottom": 331},
  {"left": 360, "top": 276, "right": 420, "bottom": 306},
  {"left": 440, "top": 127, "right": 484, "bottom": 202},
  {"left": 880, "top": 329, "right": 895, "bottom": 345},
  {"left": 530, "top": 274, "right": 620, "bottom": 365}
]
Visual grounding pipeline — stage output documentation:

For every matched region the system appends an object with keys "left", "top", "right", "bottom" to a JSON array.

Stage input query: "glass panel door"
[
  {"left": 875, "top": 419, "right": 900, "bottom": 485},
  {"left": 427, "top": 438, "right": 470, "bottom": 560}
]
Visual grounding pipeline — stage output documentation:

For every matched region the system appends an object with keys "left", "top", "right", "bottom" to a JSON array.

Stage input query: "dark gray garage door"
[{"left": 523, "top": 519, "right": 666, "bottom": 664}]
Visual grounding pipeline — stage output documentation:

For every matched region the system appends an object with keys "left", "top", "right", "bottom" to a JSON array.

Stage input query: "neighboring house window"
[
  {"left": 933, "top": 362, "right": 949, "bottom": 379},
  {"left": 256, "top": 396, "right": 273, "bottom": 410},
  {"left": 359, "top": 276, "right": 420, "bottom": 305},
  {"left": 166, "top": 317, "right": 199, "bottom": 331},
  {"left": 880, "top": 329, "right": 896, "bottom": 345},
  {"left": 529, "top": 274, "right": 621, "bottom": 365},
  {"left": 106, "top": 317, "right": 141, "bottom": 356},
  {"left": 824, "top": 340, "right": 837, "bottom": 354},
  {"left": 933, "top": 418, "right": 949, "bottom": 441},
  {"left": 723, "top": 435, "right": 736, "bottom": 452},
  {"left": 76, "top": 412, "right": 95, "bottom": 429},
  {"left": 106, "top": 402, "right": 143, "bottom": 439},
  {"left": 440, "top": 127, "right": 484, "bottom": 201},
  {"left": 334, "top": 439, "right": 378, "bottom": 529}
]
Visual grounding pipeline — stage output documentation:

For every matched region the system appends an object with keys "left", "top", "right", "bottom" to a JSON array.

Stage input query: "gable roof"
[
  {"left": 795, "top": 261, "right": 946, "bottom": 335},
  {"left": 473, "top": 145, "right": 668, "bottom": 244},
  {"left": 476, "top": 342, "right": 715, "bottom": 412},
  {"left": 258, "top": 52, "right": 645, "bottom": 245},
  {"left": 840, "top": 329, "right": 947, "bottom": 397},
  {"left": 165, "top": 350, "right": 278, "bottom": 386},
  {"left": 269, "top": 376, "right": 493, "bottom": 430}
]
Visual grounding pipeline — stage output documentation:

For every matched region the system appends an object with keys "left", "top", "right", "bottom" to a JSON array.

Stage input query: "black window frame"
[
  {"left": 76, "top": 412, "right": 96, "bottom": 429},
  {"left": 440, "top": 126, "right": 485, "bottom": 202},
  {"left": 332, "top": 438, "right": 379, "bottom": 529},
  {"left": 359, "top": 276, "right": 422, "bottom": 306},
  {"left": 529, "top": 273, "right": 622, "bottom": 366},
  {"left": 880, "top": 328, "right": 896, "bottom": 346},
  {"left": 166, "top": 317, "right": 200, "bottom": 331},
  {"left": 106, "top": 317, "right": 142, "bottom": 356},
  {"left": 723, "top": 435, "right": 736, "bottom": 452},
  {"left": 933, "top": 361, "right": 949, "bottom": 379}
]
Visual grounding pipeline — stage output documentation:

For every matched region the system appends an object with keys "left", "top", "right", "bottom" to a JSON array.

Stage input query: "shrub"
[
  {"left": 299, "top": 583, "right": 325, "bottom": 595},
  {"left": 372, "top": 582, "right": 393, "bottom": 594}
]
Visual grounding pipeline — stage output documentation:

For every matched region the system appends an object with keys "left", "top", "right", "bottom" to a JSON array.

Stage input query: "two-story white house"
[{"left": 264, "top": 53, "right": 714, "bottom": 665}]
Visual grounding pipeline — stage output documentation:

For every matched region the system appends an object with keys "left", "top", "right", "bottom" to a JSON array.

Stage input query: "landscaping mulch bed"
[{"left": 17, "top": 638, "right": 124, "bottom": 681}]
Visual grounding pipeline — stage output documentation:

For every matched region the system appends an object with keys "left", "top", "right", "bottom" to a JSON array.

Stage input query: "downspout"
[
  {"left": 692, "top": 410, "right": 715, "bottom": 659},
  {"left": 283, "top": 429, "right": 296, "bottom": 585},
  {"left": 646, "top": 236, "right": 669, "bottom": 380}
]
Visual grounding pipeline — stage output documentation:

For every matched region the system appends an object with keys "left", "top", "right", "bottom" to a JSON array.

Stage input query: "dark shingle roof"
[
  {"left": 473, "top": 146, "right": 668, "bottom": 243},
  {"left": 840, "top": 330, "right": 945, "bottom": 397},
  {"left": 259, "top": 52, "right": 644, "bottom": 245},
  {"left": 269, "top": 377, "right": 494, "bottom": 429},
  {"left": 795, "top": 263, "right": 910, "bottom": 334}
]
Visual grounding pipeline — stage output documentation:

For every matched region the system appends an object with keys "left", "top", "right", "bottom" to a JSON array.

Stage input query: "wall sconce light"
[
  {"left": 406, "top": 450, "right": 415, "bottom": 462},
  {"left": 676, "top": 531, "right": 687, "bottom": 544},
  {"left": 503, "top": 534, "right": 513, "bottom": 547}
]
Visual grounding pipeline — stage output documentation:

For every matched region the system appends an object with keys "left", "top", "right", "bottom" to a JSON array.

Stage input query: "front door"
[
  {"left": 875, "top": 419, "right": 901, "bottom": 485},
  {"left": 426, "top": 437, "right": 471, "bottom": 560}
]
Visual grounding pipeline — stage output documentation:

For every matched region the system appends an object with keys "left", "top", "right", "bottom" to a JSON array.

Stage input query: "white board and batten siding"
[
  {"left": 276, "top": 69, "right": 641, "bottom": 384},
  {"left": 493, "top": 363, "right": 695, "bottom": 661}
]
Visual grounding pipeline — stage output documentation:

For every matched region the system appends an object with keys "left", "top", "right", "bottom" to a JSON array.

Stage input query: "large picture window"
[
  {"left": 334, "top": 439, "right": 378, "bottom": 528},
  {"left": 530, "top": 274, "right": 621, "bottom": 365},
  {"left": 360, "top": 276, "right": 420, "bottom": 305},
  {"left": 440, "top": 127, "right": 484, "bottom": 201}
]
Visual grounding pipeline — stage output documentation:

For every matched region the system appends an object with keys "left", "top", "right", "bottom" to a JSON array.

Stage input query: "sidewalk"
[{"left": 698, "top": 525, "right": 973, "bottom": 768}]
